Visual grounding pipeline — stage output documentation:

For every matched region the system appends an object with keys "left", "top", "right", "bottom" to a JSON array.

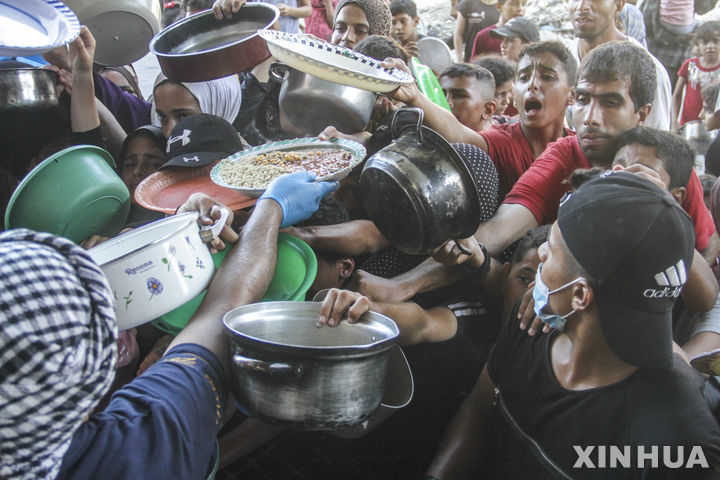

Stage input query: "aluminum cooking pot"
[
  {"left": 64, "top": 0, "right": 161, "bottom": 66},
  {"left": 150, "top": 3, "right": 279, "bottom": 82},
  {"left": 224, "top": 301, "right": 400, "bottom": 430},
  {"left": 270, "top": 63, "right": 376, "bottom": 136},
  {"left": 0, "top": 68, "right": 58, "bottom": 112},
  {"left": 360, "top": 108, "right": 482, "bottom": 254},
  {"left": 89, "top": 209, "right": 229, "bottom": 331}
]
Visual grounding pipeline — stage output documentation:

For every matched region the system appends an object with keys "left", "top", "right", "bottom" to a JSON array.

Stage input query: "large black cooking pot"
[{"left": 359, "top": 108, "right": 482, "bottom": 254}]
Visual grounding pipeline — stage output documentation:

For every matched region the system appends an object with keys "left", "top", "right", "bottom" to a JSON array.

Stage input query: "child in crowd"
[
  {"left": 305, "top": 0, "right": 339, "bottom": 40},
  {"left": 390, "top": 0, "right": 423, "bottom": 58},
  {"left": 438, "top": 63, "right": 497, "bottom": 132},
  {"left": 700, "top": 173, "right": 718, "bottom": 211},
  {"left": 489, "top": 16, "right": 539, "bottom": 62},
  {"left": 469, "top": 0, "right": 526, "bottom": 60},
  {"left": 701, "top": 82, "right": 720, "bottom": 177},
  {"left": 473, "top": 55, "right": 518, "bottom": 118},
  {"left": 454, "top": 0, "right": 499, "bottom": 63},
  {"left": 672, "top": 21, "right": 720, "bottom": 132}
]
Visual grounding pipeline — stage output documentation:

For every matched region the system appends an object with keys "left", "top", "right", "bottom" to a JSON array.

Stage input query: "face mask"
[{"left": 532, "top": 263, "right": 583, "bottom": 331}]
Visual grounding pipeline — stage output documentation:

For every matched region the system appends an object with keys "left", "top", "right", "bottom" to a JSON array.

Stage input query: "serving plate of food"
[
  {"left": 210, "top": 137, "right": 366, "bottom": 197},
  {"left": 258, "top": 30, "right": 415, "bottom": 93}
]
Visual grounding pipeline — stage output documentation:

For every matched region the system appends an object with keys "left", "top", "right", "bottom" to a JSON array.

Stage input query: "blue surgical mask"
[{"left": 532, "top": 263, "right": 583, "bottom": 331}]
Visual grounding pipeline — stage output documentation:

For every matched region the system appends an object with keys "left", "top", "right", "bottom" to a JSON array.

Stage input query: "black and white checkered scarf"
[{"left": 0, "top": 230, "right": 117, "bottom": 480}]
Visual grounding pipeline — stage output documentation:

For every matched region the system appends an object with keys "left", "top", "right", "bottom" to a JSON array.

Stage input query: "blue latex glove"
[{"left": 259, "top": 171, "right": 339, "bottom": 227}]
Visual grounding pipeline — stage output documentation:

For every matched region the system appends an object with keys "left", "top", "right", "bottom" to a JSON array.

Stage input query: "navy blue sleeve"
[
  {"left": 93, "top": 72, "right": 152, "bottom": 133},
  {"left": 58, "top": 344, "right": 226, "bottom": 480}
]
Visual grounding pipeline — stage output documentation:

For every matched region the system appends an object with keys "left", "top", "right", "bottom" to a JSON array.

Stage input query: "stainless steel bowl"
[
  {"left": 150, "top": 3, "right": 279, "bottom": 82},
  {"left": 0, "top": 69, "right": 59, "bottom": 112},
  {"left": 270, "top": 63, "right": 376, "bottom": 136}
]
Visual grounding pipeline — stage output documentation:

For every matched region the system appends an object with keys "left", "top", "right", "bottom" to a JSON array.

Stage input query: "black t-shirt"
[
  {"left": 485, "top": 315, "right": 720, "bottom": 479},
  {"left": 457, "top": 0, "right": 500, "bottom": 62}
]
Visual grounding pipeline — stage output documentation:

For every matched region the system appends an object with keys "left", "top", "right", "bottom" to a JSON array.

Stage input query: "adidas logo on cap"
[{"left": 643, "top": 260, "right": 686, "bottom": 298}]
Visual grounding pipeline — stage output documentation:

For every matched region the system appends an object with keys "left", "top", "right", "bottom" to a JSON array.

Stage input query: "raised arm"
[
  {"left": 169, "top": 172, "right": 338, "bottom": 372},
  {"left": 283, "top": 219, "right": 390, "bottom": 257},
  {"left": 383, "top": 58, "right": 489, "bottom": 149},
  {"left": 317, "top": 288, "right": 459, "bottom": 345},
  {"left": 454, "top": 13, "right": 467, "bottom": 64},
  {"left": 68, "top": 27, "right": 100, "bottom": 134}
]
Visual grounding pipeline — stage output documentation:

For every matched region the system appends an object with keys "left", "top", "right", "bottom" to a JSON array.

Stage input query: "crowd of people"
[{"left": 5, "top": 0, "right": 720, "bottom": 477}]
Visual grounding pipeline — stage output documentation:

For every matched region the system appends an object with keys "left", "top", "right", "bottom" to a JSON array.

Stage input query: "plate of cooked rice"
[{"left": 210, "top": 137, "right": 366, "bottom": 197}]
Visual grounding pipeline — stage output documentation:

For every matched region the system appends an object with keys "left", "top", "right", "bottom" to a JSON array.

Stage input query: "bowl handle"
[
  {"left": 269, "top": 62, "right": 289, "bottom": 83},
  {"left": 199, "top": 208, "right": 230, "bottom": 243},
  {"left": 390, "top": 107, "right": 424, "bottom": 143},
  {"left": 233, "top": 353, "right": 303, "bottom": 376}
]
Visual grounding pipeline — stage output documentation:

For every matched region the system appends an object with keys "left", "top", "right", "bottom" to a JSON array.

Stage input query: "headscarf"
[
  {"left": 0, "top": 230, "right": 118, "bottom": 480},
  {"left": 151, "top": 73, "right": 243, "bottom": 128},
  {"left": 334, "top": 0, "right": 392, "bottom": 38}
]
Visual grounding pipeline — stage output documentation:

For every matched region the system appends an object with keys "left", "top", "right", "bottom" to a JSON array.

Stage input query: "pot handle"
[
  {"left": 233, "top": 353, "right": 303, "bottom": 376},
  {"left": 199, "top": 208, "right": 231, "bottom": 244},
  {"left": 390, "top": 107, "right": 424, "bottom": 143},
  {"left": 269, "top": 62, "right": 289, "bottom": 83}
]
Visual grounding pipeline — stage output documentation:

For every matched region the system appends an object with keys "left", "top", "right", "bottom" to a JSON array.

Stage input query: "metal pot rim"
[
  {"left": 224, "top": 301, "right": 399, "bottom": 353},
  {"left": 149, "top": 4, "right": 279, "bottom": 58},
  {"left": 88, "top": 212, "right": 199, "bottom": 267}
]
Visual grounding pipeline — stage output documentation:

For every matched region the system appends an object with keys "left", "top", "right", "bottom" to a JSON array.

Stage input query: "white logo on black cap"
[
  {"left": 167, "top": 129, "right": 192, "bottom": 150},
  {"left": 643, "top": 260, "right": 685, "bottom": 298},
  {"left": 182, "top": 156, "right": 200, "bottom": 163}
]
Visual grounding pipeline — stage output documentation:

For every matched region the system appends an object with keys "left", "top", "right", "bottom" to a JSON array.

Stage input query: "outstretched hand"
[
  {"left": 259, "top": 171, "right": 339, "bottom": 227},
  {"left": 317, "top": 288, "right": 372, "bottom": 327},
  {"left": 68, "top": 26, "right": 96, "bottom": 74},
  {"left": 380, "top": 57, "right": 420, "bottom": 105},
  {"left": 213, "top": 0, "right": 247, "bottom": 19},
  {"left": 177, "top": 193, "right": 238, "bottom": 252}
]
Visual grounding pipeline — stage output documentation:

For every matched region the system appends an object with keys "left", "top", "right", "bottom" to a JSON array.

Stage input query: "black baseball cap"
[
  {"left": 489, "top": 17, "right": 540, "bottom": 43},
  {"left": 557, "top": 172, "right": 695, "bottom": 369},
  {"left": 162, "top": 114, "right": 243, "bottom": 168}
]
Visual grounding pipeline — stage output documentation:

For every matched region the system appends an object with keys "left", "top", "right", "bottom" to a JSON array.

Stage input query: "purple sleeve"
[{"left": 93, "top": 72, "right": 152, "bottom": 133}]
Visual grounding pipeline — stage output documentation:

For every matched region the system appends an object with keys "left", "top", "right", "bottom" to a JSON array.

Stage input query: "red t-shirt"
[
  {"left": 480, "top": 122, "right": 575, "bottom": 199},
  {"left": 470, "top": 25, "right": 501, "bottom": 60},
  {"left": 677, "top": 57, "right": 720, "bottom": 126},
  {"left": 503, "top": 135, "right": 714, "bottom": 251}
]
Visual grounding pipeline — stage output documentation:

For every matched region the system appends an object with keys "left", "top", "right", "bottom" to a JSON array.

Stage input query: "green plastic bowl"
[
  {"left": 153, "top": 233, "right": 318, "bottom": 335},
  {"left": 5, "top": 145, "right": 130, "bottom": 243}
]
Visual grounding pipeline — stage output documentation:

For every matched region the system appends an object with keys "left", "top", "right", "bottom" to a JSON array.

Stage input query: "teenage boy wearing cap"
[
  {"left": 489, "top": 16, "right": 539, "bottom": 62},
  {"left": 424, "top": 172, "right": 720, "bottom": 479},
  {"left": 469, "top": 0, "right": 526, "bottom": 60},
  {"left": 162, "top": 113, "right": 244, "bottom": 169}
]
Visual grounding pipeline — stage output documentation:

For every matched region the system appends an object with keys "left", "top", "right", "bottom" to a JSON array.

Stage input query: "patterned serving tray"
[
  {"left": 0, "top": 0, "right": 80, "bottom": 56},
  {"left": 259, "top": 30, "right": 415, "bottom": 93},
  {"left": 210, "top": 137, "right": 366, "bottom": 197}
]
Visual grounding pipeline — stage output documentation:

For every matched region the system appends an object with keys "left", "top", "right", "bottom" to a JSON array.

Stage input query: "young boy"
[
  {"left": 474, "top": 55, "right": 518, "bottom": 118},
  {"left": 672, "top": 21, "right": 720, "bottom": 132},
  {"left": 701, "top": 82, "right": 720, "bottom": 176},
  {"left": 489, "top": 16, "right": 539, "bottom": 62},
  {"left": 390, "top": 0, "right": 423, "bottom": 58},
  {"left": 469, "top": 0, "right": 526, "bottom": 60},
  {"left": 439, "top": 63, "right": 498, "bottom": 132}
]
